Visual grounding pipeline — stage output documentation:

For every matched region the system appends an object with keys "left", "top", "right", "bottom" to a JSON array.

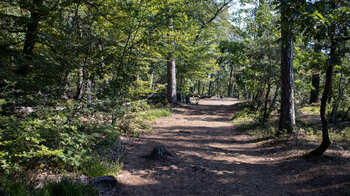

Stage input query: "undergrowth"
[
  {"left": 233, "top": 102, "right": 350, "bottom": 145},
  {"left": 1, "top": 178, "right": 97, "bottom": 196},
  {"left": 0, "top": 98, "right": 171, "bottom": 194}
]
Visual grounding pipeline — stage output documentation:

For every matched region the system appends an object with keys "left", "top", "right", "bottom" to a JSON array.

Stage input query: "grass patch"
[
  {"left": 140, "top": 108, "right": 172, "bottom": 122},
  {"left": 2, "top": 178, "right": 96, "bottom": 196},
  {"left": 299, "top": 105, "right": 320, "bottom": 114},
  {"left": 81, "top": 157, "right": 123, "bottom": 177}
]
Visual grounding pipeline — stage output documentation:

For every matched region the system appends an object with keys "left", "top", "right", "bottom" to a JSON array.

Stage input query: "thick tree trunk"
[
  {"left": 277, "top": 1, "right": 296, "bottom": 135},
  {"left": 310, "top": 73, "right": 320, "bottom": 104},
  {"left": 18, "top": 0, "right": 44, "bottom": 75},
  {"left": 167, "top": 52, "right": 177, "bottom": 104}
]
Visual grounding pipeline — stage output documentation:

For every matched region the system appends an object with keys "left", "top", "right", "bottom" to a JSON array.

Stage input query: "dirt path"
[{"left": 116, "top": 98, "right": 350, "bottom": 195}]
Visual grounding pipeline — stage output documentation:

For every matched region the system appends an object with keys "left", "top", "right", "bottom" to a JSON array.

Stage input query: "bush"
[{"left": 3, "top": 178, "right": 96, "bottom": 196}]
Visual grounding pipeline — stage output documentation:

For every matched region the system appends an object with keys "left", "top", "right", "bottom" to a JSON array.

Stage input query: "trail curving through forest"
[{"left": 116, "top": 98, "right": 350, "bottom": 196}]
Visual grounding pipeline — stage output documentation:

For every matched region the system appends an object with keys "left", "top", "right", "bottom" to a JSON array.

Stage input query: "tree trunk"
[
  {"left": 208, "top": 74, "right": 214, "bottom": 96},
  {"left": 330, "top": 78, "right": 350, "bottom": 123},
  {"left": 310, "top": 73, "right": 320, "bottom": 104},
  {"left": 262, "top": 79, "right": 271, "bottom": 123},
  {"left": 243, "top": 83, "right": 247, "bottom": 98},
  {"left": 166, "top": 15, "right": 177, "bottom": 104},
  {"left": 201, "top": 83, "right": 206, "bottom": 95},
  {"left": 268, "top": 85, "right": 280, "bottom": 118},
  {"left": 75, "top": 66, "right": 84, "bottom": 100},
  {"left": 217, "top": 80, "right": 220, "bottom": 97},
  {"left": 18, "top": 0, "right": 44, "bottom": 75},
  {"left": 310, "top": 43, "right": 321, "bottom": 104},
  {"left": 86, "top": 73, "right": 92, "bottom": 101},
  {"left": 307, "top": 24, "right": 337, "bottom": 157},
  {"left": 197, "top": 81, "right": 201, "bottom": 95},
  {"left": 277, "top": 0, "right": 296, "bottom": 135},
  {"left": 167, "top": 52, "right": 177, "bottom": 104},
  {"left": 228, "top": 65, "right": 234, "bottom": 97}
]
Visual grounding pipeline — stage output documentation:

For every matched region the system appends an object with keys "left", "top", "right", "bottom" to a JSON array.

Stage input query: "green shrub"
[{"left": 3, "top": 178, "right": 96, "bottom": 196}]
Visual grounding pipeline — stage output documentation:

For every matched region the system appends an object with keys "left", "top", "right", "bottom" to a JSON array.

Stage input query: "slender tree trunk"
[
  {"left": 208, "top": 74, "right": 214, "bottom": 96},
  {"left": 166, "top": 15, "right": 177, "bottom": 104},
  {"left": 201, "top": 83, "right": 206, "bottom": 95},
  {"left": 277, "top": 0, "right": 296, "bottom": 135},
  {"left": 310, "top": 43, "right": 321, "bottom": 104},
  {"left": 307, "top": 24, "right": 337, "bottom": 157},
  {"left": 268, "top": 85, "right": 280, "bottom": 118},
  {"left": 150, "top": 70, "right": 154, "bottom": 89},
  {"left": 262, "top": 79, "right": 271, "bottom": 123},
  {"left": 75, "top": 66, "right": 84, "bottom": 100},
  {"left": 86, "top": 73, "right": 92, "bottom": 101},
  {"left": 167, "top": 52, "right": 177, "bottom": 104},
  {"left": 243, "top": 83, "right": 247, "bottom": 98},
  {"left": 228, "top": 65, "right": 234, "bottom": 97},
  {"left": 197, "top": 81, "right": 201, "bottom": 95},
  {"left": 217, "top": 80, "right": 220, "bottom": 97},
  {"left": 330, "top": 78, "right": 350, "bottom": 123}
]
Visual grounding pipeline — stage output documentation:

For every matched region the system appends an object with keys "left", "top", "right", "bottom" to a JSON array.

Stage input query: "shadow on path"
[{"left": 117, "top": 98, "right": 350, "bottom": 196}]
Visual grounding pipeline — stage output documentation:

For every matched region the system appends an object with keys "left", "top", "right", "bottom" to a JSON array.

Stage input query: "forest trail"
[{"left": 116, "top": 98, "right": 349, "bottom": 195}]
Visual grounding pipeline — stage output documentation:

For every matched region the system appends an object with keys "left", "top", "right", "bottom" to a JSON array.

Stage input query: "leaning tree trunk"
[
  {"left": 307, "top": 26, "right": 337, "bottom": 157},
  {"left": 277, "top": 0, "right": 296, "bottom": 135}
]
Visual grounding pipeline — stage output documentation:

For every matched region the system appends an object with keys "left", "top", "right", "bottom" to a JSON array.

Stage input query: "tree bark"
[
  {"left": 208, "top": 74, "right": 214, "bottom": 96},
  {"left": 75, "top": 66, "right": 84, "bottom": 100},
  {"left": 262, "top": 79, "right": 271, "bottom": 123},
  {"left": 18, "top": 0, "right": 44, "bottom": 75},
  {"left": 217, "top": 79, "right": 220, "bottom": 97},
  {"left": 197, "top": 81, "right": 201, "bottom": 95},
  {"left": 310, "top": 43, "right": 321, "bottom": 104},
  {"left": 310, "top": 73, "right": 320, "bottom": 104},
  {"left": 307, "top": 23, "right": 337, "bottom": 157},
  {"left": 166, "top": 15, "right": 177, "bottom": 104},
  {"left": 228, "top": 65, "right": 234, "bottom": 97},
  {"left": 167, "top": 52, "right": 177, "bottom": 104},
  {"left": 201, "top": 83, "right": 206, "bottom": 95},
  {"left": 277, "top": 0, "right": 296, "bottom": 135},
  {"left": 330, "top": 77, "right": 350, "bottom": 123}
]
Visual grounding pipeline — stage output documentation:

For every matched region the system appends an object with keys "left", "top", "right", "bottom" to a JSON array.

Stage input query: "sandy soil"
[{"left": 116, "top": 98, "right": 350, "bottom": 196}]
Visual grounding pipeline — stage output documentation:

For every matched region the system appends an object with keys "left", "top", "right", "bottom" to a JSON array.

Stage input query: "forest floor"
[{"left": 116, "top": 98, "right": 350, "bottom": 196}]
